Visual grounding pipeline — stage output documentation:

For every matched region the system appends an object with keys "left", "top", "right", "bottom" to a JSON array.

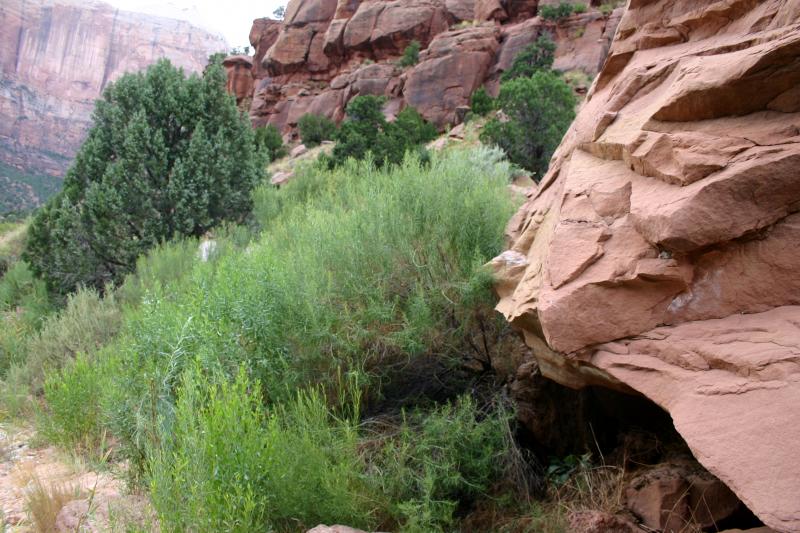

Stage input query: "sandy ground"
[{"left": 0, "top": 424, "right": 154, "bottom": 532}]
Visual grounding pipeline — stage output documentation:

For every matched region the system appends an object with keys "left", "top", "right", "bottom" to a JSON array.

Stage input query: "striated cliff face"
[
  {"left": 0, "top": 0, "right": 226, "bottom": 204},
  {"left": 490, "top": 0, "right": 800, "bottom": 530},
  {"left": 234, "top": 0, "right": 622, "bottom": 135}
]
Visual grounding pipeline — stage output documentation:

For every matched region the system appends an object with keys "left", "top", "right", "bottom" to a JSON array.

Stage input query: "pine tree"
[{"left": 24, "top": 58, "right": 265, "bottom": 294}]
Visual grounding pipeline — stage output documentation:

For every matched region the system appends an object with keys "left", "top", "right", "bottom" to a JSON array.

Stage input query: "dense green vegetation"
[
  {"left": 298, "top": 113, "right": 337, "bottom": 147},
  {"left": 255, "top": 123, "right": 288, "bottom": 161},
  {"left": 481, "top": 32, "right": 576, "bottom": 179},
  {"left": 501, "top": 34, "right": 556, "bottom": 82},
  {"left": 326, "top": 96, "right": 438, "bottom": 168},
  {"left": 0, "top": 28, "right": 594, "bottom": 529},
  {"left": 1, "top": 146, "right": 533, "bottom": 531},
  {"left": 24, "top": 58, "right": 264, "bottom": 295},
  {"left": 539, "top": 2, "right": 586, "bottom": 21},
  {"left": 481, "top": 71, "right": 575, "bottom": 179},
  {"left": 470, "top": 87, "right": 494, "bottom": 116},
  {"left": 399, "top": 40, "right": 422, "bottom": 68}
]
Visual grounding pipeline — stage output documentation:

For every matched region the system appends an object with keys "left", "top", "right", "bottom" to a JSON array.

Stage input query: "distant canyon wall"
[
  {"left": 224, "top": 0, "right": 623, "bottom": 137},
  {"left": 0, "top": 0, "right": 227, "bottom": 200}
]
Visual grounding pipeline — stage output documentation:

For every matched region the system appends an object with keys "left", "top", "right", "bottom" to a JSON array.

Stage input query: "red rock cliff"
[
  {"left": 0, "top": 0, "right": 227, "bottom": 182},
  {"left": 490, "top": 1, "right": 800, "bottom": 531},
  {"left": 234, "top": 0, "right": 623, "bottom": 135}
]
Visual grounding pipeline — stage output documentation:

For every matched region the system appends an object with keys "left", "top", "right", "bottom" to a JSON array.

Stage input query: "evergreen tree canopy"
[
  {"left": 24, "top": 58, "right": 264, "bottom": 294},
  {"left": 501, "top": 34, "right": 556, "bottom": 81},
  {"left": 480, "top": 71, "right": 575, "bottom": 179},
  {"left": 328, "top": 96, "right": 437, "bottom": 168}
]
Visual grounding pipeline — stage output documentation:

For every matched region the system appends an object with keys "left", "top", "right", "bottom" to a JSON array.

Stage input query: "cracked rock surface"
[{"left": 490, "top": 1, "right": 800, "bottom": 530}]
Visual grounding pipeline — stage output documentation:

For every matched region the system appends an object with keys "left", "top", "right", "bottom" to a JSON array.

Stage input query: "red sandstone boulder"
[
  {"left": 490, "top": 1, "right": 800, "bottom": 531},
  {"left": 474, "top": 0, "right": 506, "bottom": 22},
  {"left": 446, "top": 0, "right": 476, "bottom": 22},
  {"left": 285, "top": 0, "right": 339, "bottom": 24},
  {"left": 404, "top": 25, "right": 499, "bottom": 127},
  {"left": 250, "top": 18, "right": 282, "bottom": 78},
  {"left": 223, "top": 55, "right": 254, "bottom": 105},
  {"left": 625, "top": 463, "right": 740, "bottom": 531},
  {"left": 341, "top": 0, "right": 450, "bottom": 57}
]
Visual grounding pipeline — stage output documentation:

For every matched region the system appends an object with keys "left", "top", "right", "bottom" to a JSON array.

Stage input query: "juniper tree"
[
  {"left": 481, "top": 70, "right": 575, "bottom": 179},
  {"left": 24, "top": 58, "right": 264, "bottom": 294}
]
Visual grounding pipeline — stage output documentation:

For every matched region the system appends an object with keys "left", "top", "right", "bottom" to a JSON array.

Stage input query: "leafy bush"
[
  {"left": 117, "top": 238, "right": 200, "bottom": 307},
  {"left": 24, "top": 58, "right": 265, "bottom": 295},
  {"left": 328, "top": 97, "right": 437, "bottom": 168},
  {"left": 23, "top": 287, "right": 121, "bottom": 393},
  {"left": 399, "top": 40, "right": 422, "bottom": 68},
  {"left": 539, "top": 2, "right": 579, "bottom": 21},
  {"left": 481, "top": 71, "right": 576, "bottom": 179},
  {"left": 501, "top": 33, "right": 556, "bottom": 81},
  {"left": 255, "top": 124, "right": 288, "bottom": 162},
  {"left": 298, "top": 113, "right": 337, "bottom": 147},
  {"left": 106, "top": 148, "right": 515, "bottom": 477},
  {"left": 470, "top": 87, "right": 494, "bottom": 116},
  {"left": 373, "top": 396, "right": 510, "bottom": 531},
  {"left": 149, "top": 368, "right": 372, "bottom": 532},
  {"left": 40, "top": 353, "right": 104, "bottom": 452}
]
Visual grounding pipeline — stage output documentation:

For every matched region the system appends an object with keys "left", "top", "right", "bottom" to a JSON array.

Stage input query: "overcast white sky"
[{"left": 104, "top": 0, "right": 286, "bottom": 50}]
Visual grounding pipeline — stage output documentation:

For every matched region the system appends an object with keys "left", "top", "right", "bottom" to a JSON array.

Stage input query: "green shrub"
[
  {"left": 24, "top": 287, "right": 121, "bottom": 393},
  {"left": 106, "top": 148, "right": 516, "bottom": 477},
  {"left": 150, "top": 368, "right": 372, "bottom": 532},
  {"left": 501, "top": 34, "right": 556, "bottom": 81},
  {"left": 24, "top": 58, "right": 265, "bottom": 295},
  {"left": 481, "top": 71, "right": 576, "bottom": 180},
  {"left": 298, "top": 113, "right": 337, "bottom": 148},
  {"left": 399, "top": 40, "right": 421, "bottom": 68},
  {"left": 40, "top": 353, "right": 104, "bottom": 452},
  {"left": 372, "top": 396, "right": 510, "bottom": 531},
  {"left": 255, "top": 124, "right": 288, "bottom": 162},
  {"left": 117, "top": 237, "right": 200, "bottom": 307},
  {"left": 328, "top": 97, "right": 437, "bottom": 168},
  {"left": 539, "top": 2, "right": 578, "bottom": 20},
  {"left": 470, "top": 87, "right": 494, "bottom": 116}
]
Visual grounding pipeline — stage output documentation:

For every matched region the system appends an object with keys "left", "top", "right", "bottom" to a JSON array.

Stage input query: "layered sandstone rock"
[
  {"left": 246, "top": 0, "right": 623, "bottom": 134},
  {"left": 223, "top": 56, "right": 255, "bottom": 105},
  {"left": 0, "top": 0, "right": 226, "bottom": 196},
  {"left": 491, "top": 1, "right": 800, "bottom": 530}
]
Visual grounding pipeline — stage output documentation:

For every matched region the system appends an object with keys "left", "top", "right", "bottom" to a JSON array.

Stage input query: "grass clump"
[
  {"left": 40, "top": 353, "right": 105, "bottom": 453},
  {"left": 298, "top": 113, "right": 337, "bottom": 148},
  {"left": 24, "top": 473, "right": 84, "bottom": 533}
]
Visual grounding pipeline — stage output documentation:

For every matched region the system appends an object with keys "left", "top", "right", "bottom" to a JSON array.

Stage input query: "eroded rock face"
[
  {"left": 0, "top": 0, "right": 226, "bottom": 182},
  {"left": 491, "top": 1, "right": 800, "bottom": 530},
  {"left": 246, "top": 0, "right": 621, "bottom": 134},
  {"left": 223, "top": 55, "right": 255, "bottom": 105}
]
